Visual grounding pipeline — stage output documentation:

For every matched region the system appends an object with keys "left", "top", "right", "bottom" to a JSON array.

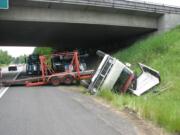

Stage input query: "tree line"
[
  {"left": 0, "top": 47, "right": 54, "bottom": 66},
  {"left": 0, "top": 49, "right": 28, "bottom": 66},
  {"left": 0, "top": 49, "right": 12, "bottom": 65}
]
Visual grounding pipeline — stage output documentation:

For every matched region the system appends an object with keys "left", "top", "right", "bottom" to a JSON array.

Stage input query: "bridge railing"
[{"left": 29, "top": 0, "right": 180, "bottom": 14}]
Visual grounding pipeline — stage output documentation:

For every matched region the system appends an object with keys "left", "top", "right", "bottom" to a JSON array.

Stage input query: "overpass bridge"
[{"left": 0, "top": 0, "right": 180, "bottom": 48}]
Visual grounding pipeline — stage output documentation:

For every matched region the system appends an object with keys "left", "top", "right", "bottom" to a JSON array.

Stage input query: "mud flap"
[{"left": 130, "top": 63, "right": 160, "bottom": 96}]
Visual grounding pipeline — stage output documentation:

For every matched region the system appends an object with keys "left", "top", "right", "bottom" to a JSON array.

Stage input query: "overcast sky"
[
  {"left": 132, "top": 0, "right": 180, "bottom": 7},
  {"left": 0, "top": 47, "right": 35, "bottom": 57},
  {"left": 0, "top": 0, "right": 179, "bottom": 57}
]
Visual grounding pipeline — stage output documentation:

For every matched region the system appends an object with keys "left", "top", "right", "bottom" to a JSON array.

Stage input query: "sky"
[
  {"left": 131, "top": 0, "right": 180, "bottom": 7},
  {"left": 0, "top": 47, "right": 35, "bottom": 57},
  {"left": 0, "top": 0, "right": 179, "bottom": 57}
]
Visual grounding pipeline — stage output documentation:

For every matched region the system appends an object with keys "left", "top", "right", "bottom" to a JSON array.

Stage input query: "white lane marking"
[
  {"left": 0, "top": 70, "right": 22, "bottom": 99},
  {"left": 0, "top": 87, "right": 9, "bottom": 99}
]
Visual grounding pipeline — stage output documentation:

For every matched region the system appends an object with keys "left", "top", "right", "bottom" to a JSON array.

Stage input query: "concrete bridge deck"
[
  {"left": 12, "top": 0, "right": 180, "bottom": 14},
  {"left": 0, "top": 0, "right": 180, "bottom": 48}
]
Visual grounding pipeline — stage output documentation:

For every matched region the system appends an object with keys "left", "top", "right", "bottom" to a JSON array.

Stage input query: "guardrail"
[{"left": 29, "top": 0, "right": 180, "bottom": 14}]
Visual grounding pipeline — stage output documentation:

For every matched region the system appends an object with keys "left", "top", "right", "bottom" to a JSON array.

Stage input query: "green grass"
[{"left": 98, "top": 26, "right": 180, "bottom": 133}]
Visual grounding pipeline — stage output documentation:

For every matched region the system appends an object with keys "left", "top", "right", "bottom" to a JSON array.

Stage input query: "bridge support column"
[{"left": 158, "top": 14, "right": 180, "bottom": 32}]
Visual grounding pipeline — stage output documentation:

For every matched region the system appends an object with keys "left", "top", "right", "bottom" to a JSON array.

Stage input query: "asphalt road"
[
  {"left": 0, "top": 66, "right": 22, "bottom": 81},
  {"left": 0, "top": 68, "right": 139, "bottom": 135},
  {"left": 0, "top": 66, "right": 23, "bottom": 97}
]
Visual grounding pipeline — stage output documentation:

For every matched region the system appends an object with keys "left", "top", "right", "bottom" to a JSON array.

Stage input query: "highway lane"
[
  {"left": 0, "top": 66, "right": 20, "bottom": 80},
  {"left": 0, "top": 65, "right": 24, "bottom": 81},
  {"left": 0, "top": 66, "right": 23, "bottom": 98},
  {"left": 0, "top": 85, "right": 139, "bottom": 135}
]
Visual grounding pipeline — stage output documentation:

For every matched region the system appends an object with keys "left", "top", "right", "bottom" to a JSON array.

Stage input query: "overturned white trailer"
[{"left": 88, "top": 50, "right": 160, "bottom": 96}]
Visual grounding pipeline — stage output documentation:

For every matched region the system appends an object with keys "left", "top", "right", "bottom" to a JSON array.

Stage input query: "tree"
[
  {"left": 14, "top": 54, "right": 27, "bottom": 64},
  {"left": 33, "top": 47, "right": 54, "bottom": 66},
  {"left": 33, "top": 47, "right": 53, "bottom": 55},
  {"left": 0, "top": 49, "right": 12, "bottom": 65}
]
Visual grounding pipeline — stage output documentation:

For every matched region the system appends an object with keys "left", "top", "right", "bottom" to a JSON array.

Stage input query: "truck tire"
[
  {"left": 63, "top": 75, "right": 74, "bottom": 85},
  {"left": 50, "top": 76, "right": 61, "bottom": 86}
]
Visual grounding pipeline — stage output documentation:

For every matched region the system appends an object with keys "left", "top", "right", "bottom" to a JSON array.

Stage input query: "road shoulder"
[{"left": 62, "top": 86, "right": 171, "bottom": 135}]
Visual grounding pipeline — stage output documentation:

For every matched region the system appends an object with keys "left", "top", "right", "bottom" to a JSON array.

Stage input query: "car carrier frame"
[{"left": 1, "top": 51, "right": 94, "bottom": 87}]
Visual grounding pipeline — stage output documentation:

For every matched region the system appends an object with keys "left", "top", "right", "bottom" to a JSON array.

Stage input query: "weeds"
[{"left": 99, "top": 26, "right": 180, "bottom": 133}]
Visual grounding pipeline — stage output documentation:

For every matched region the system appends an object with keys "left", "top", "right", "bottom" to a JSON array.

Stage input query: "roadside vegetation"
[
  {"left": 0, "top": 49, "right": 12, "bottom": 67},
  {"left": 33, "top": 47, "right": 54, "bottom": 66},
  {"left": 99, "top": 26, "right": 180, "bottom": 133},
  {"left": 0, "top": 50, "right": 27, "bottom": 66},
  {"left": 33, "top": 47, "right": 53, "bottom": 55},
  {"left": 13, "top": 54, "right": 27, "bottom": 64}
]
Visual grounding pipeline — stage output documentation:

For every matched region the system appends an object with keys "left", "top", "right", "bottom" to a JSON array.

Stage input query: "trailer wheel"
[
  {"left": 50, "top": 77, "right": 61, "bottom": 86},
  {"left": 63, "top": 75, "right": 74, "bottom": 85}
]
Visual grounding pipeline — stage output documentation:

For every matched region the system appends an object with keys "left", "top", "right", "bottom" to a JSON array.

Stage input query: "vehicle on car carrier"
[
  {"left": 8, "top": 64, "right": 17, "bottom": 71},
  {"left": 26, "top": 54, "right": 41, "bottom": 75}
]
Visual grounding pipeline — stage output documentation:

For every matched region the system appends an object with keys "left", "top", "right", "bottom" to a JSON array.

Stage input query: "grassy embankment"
[{"left": 98, "top": 27, "right": 180, "bottom": 133}]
